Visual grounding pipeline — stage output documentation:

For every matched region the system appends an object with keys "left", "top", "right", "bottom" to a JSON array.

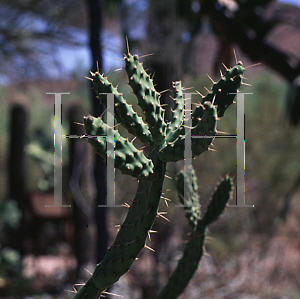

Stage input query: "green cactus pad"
[
  {"left": 158, "top": 172, "right": 233, "bottom": 299},
  {"left": 84, "top": 116, "right": 157, "bottom": 181},
  {"left": 176, "top": 165, "right": 201, "bottom": 228},
  {"left": 73, "top": 277, "right": 100, "bottom": 299},
  {"left": 193, "top": 63, "right": 244, "bottom": 119},
  {"left": 202, "top": 176, "right": 233, "bottom": 226},
  {"left": 166, "top": 81, "right": 185, "bottom": 136},
  {"left": 91, "top": 151, "right": 166, "bottom": 291},
  {"left": 90, "top": 72, "right": 153, "bottom": 144},
  {"left": 124, "top": 53, "right": 167, "bottom": 145},
  {"left": 157, "top": 222, "right": 206, "bottom": 299},
  {"left": 158, "top": 102, "right": 217, "bottom": 162}
]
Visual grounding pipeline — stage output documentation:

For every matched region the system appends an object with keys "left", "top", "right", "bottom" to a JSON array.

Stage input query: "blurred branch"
[{"left": 199, "top": 0, "right": 300, "bottom": 82}]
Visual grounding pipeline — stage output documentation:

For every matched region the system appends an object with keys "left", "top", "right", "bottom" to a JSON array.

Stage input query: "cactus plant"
[
  {"left": 157, "top": 169, "right": 232, "bottom": 299},
  {"left": 71, "top": 46, "right": 245, "bottom": 298}
]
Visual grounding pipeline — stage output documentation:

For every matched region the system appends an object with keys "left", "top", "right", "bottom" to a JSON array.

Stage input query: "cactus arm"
[
  {"left": 157, "top": 173, "right": 232, "bottom": 299},
  {"left": 156, "top": 224, "right": 206, "bottom": 299},
  {"left": 84, "top": 115, "right": 157, "bottom": 181},
  {"left": 74, "top": 150, "right": 165, "bottom": 298},
  {"left": 90, "top": 72, "right": 154, "bottom": 145},
  {"left": 73, "top": 277, "right": 100, "bottom": 299},
  {"left": 193, "top": 63, "right": 245, "bottom": 119},
  {"left": 124, "top": 53, "right": 167, "bottom": 145},
  {"left": 158, "top": 102, "right": 217, "bottom": 162},
  {"left": 166, "top": 81, "right": 185, "bottom": 137},
  {"left": 176, "top": 166, "right": 201, "bottom": 228},
  {"left": 202, "top": 175, "right": 233, "bottom": 226}
]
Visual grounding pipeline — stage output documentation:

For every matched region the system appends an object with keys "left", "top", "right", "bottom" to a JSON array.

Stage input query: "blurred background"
[{"left": 0, "top": 0, "right": 300, "bottom": 298}]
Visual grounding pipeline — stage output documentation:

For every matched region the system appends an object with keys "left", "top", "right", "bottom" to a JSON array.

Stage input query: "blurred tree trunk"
[
  {"left": 68, "top": 104, "right": 92, "bottom": 277},
  {"left": 7, "top": 103, "right": 28, "bottom": 255},
  {"left": 199, "top": 0, "right": 300, "bottom": 82},
  {"left": 86, "top": 0, "right": 109, "bottom": 264},
  {"left": 147, "top": 0, "right": 181, "bottom": 121}
]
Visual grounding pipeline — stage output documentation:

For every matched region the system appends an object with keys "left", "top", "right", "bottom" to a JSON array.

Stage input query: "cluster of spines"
[
  {"left": 124, "top": 53, "right": 167, "bottom": 145},
  {"left": 176, "top": 165, "right": 201, "bottom": 228},
  {"left": 84, "top": 115, "right": 157, "bottom": 181},
  {"left": 90, "top": 71, "right": 154, "bottom": 145}
]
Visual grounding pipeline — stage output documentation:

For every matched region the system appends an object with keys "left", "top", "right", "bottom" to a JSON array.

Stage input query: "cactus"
[
  {"left": 157, "top": 170, "right": 232, "bottom": 299},
  {"left": 72, "top": 47, "right": 245, "bottom": 298}
]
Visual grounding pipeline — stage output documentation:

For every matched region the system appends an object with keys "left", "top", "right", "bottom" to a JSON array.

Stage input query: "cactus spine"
[{"left": 72, "top": 46, "right": 245, "bottom": 298}]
